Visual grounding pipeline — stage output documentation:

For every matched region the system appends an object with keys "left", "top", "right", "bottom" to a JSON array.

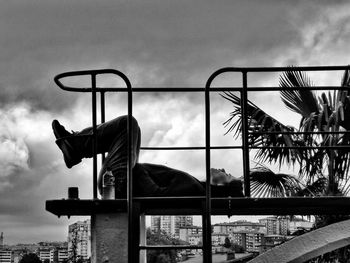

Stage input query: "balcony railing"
[{"left": 47, "top": 65, "right": 350, "bottom": 263}]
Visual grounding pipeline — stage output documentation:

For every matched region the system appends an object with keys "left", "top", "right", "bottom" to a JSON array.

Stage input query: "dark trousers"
[{"left": 75, "top": 115, "right": 205, "bottom": 197}]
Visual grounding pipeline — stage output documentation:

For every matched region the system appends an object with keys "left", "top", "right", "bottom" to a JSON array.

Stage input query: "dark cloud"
[{"left": 0, "top": 0, "right": 308, "bottom": 113}]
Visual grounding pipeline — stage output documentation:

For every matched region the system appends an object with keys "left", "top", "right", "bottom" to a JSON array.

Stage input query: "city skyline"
[
  {"left": 0, "top": 240, "right": 68, "bottom": 263},
  {"left": 0, "top": 215, "right": 313, "bottom": 245},
  {"left": 1, "top": 0, "right": 350, "bottom": 244},
  {"left": 0, "top": 216, "right": 314, "bottom": 262}
]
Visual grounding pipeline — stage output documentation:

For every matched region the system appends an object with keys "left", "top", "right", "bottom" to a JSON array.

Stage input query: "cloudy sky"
[{"left": 1, "top": 0, "right": 350, "bottom": 244}]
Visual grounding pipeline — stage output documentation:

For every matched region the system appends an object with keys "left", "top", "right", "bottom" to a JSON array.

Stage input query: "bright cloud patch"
[
  {"left": 0, "top": 107, "right": 30, "bottom": 184},
  {"left": 0, "top": 103, "right": 57, "bottom": 189}
]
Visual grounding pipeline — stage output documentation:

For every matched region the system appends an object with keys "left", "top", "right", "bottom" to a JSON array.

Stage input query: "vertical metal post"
[
  {"left": 126, "top": 81, "right": 134, "bottom": 263},
  {"left": 204, "top": 83, "right": 212, "bottom": 263},
  {"left": 100, "top": 91, "right": 106, "bottom": 163},
  {"left": 91, "top": 74, "right": 98, "bottom": 199},
  {"left": 241, "top": 71, "right": 251, "bottom": 197}
]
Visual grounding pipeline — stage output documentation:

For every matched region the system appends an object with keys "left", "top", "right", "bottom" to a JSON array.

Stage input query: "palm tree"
[{"left": 222, "top": 68, "right": 350, "bottom": 197}]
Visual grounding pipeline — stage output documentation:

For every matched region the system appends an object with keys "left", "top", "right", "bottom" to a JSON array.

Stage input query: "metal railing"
[{"left": 54, "top": 65, "right": 350, "bottom": 263}]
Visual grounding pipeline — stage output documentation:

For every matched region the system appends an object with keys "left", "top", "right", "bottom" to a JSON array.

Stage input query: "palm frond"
[
  {"left": 295, "top": 177, "right": 327, "bottom": 196},
  {"left": 221, "top": 92, "right": 303, "bottom": 168},
  {"left": 298, "top": 148, "right": 324, "bottom": 182},
  {"left": 336, "top": 69, "right": 350, "bottom": 130},
  {"left": 249, "top": 166, "right": 303, "bottom": 198},
  {"left": 341, "top": 68, "right": 350, "bottom": 87},
  {"left": 279, "top": 70, "right": 319, "bottom": 118}
]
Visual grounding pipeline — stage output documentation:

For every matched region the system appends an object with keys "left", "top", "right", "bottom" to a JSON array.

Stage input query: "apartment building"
[
  {"left": 150, "top": 216, "right": 193, "bottom": 237},
  {"left": 68, "top": 219, "right": 91, "bottom": 260}
]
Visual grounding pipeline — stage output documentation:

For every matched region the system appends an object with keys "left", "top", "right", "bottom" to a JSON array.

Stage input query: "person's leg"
[
  {"left": 75, "top": 115, "right": 140, "bottom": 158},
  {"left": 53, "top": 115, "right": 140, "bottom": 170},
  {"left": 97, "top": 116, "right": 141, "bottom": 196}
]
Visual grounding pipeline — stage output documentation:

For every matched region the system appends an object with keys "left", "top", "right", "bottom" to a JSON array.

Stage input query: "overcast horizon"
[{"left": 1, "top": 0, "right": 350, "bottom": 244}]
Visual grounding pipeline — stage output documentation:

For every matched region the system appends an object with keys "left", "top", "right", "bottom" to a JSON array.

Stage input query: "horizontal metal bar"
[
  {"left": 247, "top": 86, "right": 350, "bottom": 91},
  {"left": 87, "top": 86, "right": 337, "bottom": 92},
  {"left": 140, "top": 146, "right": 242, "bottom": 150},
  {"left": 54, "top": 69, "right": 132, "bottom": 92},
  {"left": 250, "top": 146, "right": 350, "bottom": 149},
  {"left": 52, "top": 87, "right": 237, "bottom": 93},
  {"left": 97, "top": 87, "right": 242, "bottom": 92},
  {"left": 140, "top": 143, "right": 350, "bottom": 151},
  {"left": 56, "top": 85, "right": 350, "bottom": 93},
  {"left": 54, "top": 65, "right": 350, "bottom": 93},
  {"left": 212, "top": 65, "right": 350, "bottom": 73},
  {"left": 133, "top": 196, "right": 206, "bottom": 201},
  {"left": 210, "top": 196, "right": 342, "bottom": 200},
  {"left": 251, "top": 131, "right": 350, "bottom": 135},
  {"left": 134, "top": 196, "right": 350, "bottom": 201},
  {"left": 139, "top": 245, "right": 203, "bottom": 250},
  {"left": 128, "top": 86, "right": 350, "bottom": 91}
]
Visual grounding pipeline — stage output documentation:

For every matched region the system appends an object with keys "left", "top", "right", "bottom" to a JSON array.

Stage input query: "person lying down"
[{"left": 52, "top": 115, "right": 243, "bottom": 198}]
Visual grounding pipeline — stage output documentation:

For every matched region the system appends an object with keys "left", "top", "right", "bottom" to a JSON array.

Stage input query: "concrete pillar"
[{"left": 91, "top": 213, "right": 128, "bottom": 263}]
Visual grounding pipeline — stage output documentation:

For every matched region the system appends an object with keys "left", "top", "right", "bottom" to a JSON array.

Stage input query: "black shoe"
[{"left": 52, "top": 120, "right": 81, "bottom": 168}]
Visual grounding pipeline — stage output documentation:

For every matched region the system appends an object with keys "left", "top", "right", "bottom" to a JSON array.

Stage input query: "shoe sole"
[
  {"left": 52, "top": 120, "right": 81, "bottom": 168},
  {"left": 55, "top": 138, "right": 81, "bottom": 168}
]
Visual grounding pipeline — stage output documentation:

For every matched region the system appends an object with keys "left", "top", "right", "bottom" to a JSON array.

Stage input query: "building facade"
[
  {"left": 211, "top": 233, "right": 228, "bottom": 247},
  {"left": 38, "top": 248, "right": 57, "bottom": 263},
  {"left": 150, "top": 216, "right": 161, "bottom": 233},
  {"left": 0, "top": 233, "right": 3, "bottom": 248},
  {"left": 213, "top": 221, "right": 266, "bottom": 235},
  {"left": 179, "top": 226, "right": 202, "bottom": 243},
  {"left": 0, "top": 242, "right": 68, "bottom": 263},
  {"left": 259, "top": 217, "right": 279, "bottom": 235},
  {"left": 160, "top": 216, "right": 175, "bottom": 236},
  {"left": 57, "top": 247, "right": 68, "bottom": 263},
  {"left": 230, "top": 232, "right": 265, "bottom": 253},
  {"left": 211, "top": 220, "right": 267, "bottom": 254},
  {"left": 289, "top": 218, "right": 314, "bottom": 234},
  {"left": 278, "top": 217, "right": 289, "bottom": 236},
  {"left": 0, "top": 250, "right": 12, "bottom": 263},
  {"left": 150, "top": 216, "right": 193, "bottom": 238},
  {"left": 188, "top": 234, "right": 202, "bottom": 246},
  {"left": 38, "top": 248, "right": 50, "bottom": 262},
  {"left": 245, "top": 232, "right": 265, "bottom": 253},
  {"left": 68, "top": 219, "right": 91, "bottom": 260},
  {"left": 259, "top": 216, "right": 313, "bottom": 236}
]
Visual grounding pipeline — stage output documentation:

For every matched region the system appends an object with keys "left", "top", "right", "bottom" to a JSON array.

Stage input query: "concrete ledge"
[
  {"left": 248, "top": 219, "right": 350, "bottom": 263},
  {"left": 46, "top": 197, "right": 350, "bottom": 217}
]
